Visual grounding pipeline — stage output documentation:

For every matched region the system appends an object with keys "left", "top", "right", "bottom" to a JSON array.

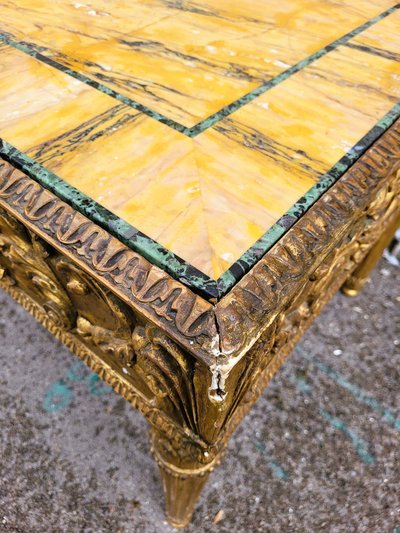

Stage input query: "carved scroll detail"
[
  {"left": 0, "top": 209, "right": 75, "bottom": 328},
  {"left": 0, "top": 208, "right": 212, "bottom": 461},
  {"left": 0, "top": 253, "right": 210, "bottom": 463},
  {"left": 0, "top": 160, "right": 217, "bottom": 361}
]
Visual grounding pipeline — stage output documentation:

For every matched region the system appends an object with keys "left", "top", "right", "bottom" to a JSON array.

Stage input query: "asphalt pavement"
[{"left": 0, "top": 259, "right": 398, "bottom": 533}]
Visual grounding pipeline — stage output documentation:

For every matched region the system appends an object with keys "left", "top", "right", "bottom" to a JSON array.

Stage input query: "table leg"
[
  {"left": 341, "top": 212, "right": 400, "bottom": 296},
  {"left": 150, "top": 427, "right": 219, "bottom": 528}
]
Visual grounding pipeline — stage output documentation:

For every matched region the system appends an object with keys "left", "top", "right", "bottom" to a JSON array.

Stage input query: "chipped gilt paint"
[{"left": 0, "top": 2, "right": 400, "bottom": 527}]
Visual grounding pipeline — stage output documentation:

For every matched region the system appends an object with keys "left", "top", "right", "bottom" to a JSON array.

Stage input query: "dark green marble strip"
[
  {"left": 1, "top": 99, "right": 399, "bottom": 301},
  {"left": 216, "top": 100, "right": 400, "bottom": 295},
  {"left": 0, "top": 139, "right": 219, "bottom": 300},
  {"left": 190, "top": 3, "right": 400, "bottom": 136},
  {"left": 0, "top": 4, "right": 398, "bottom": 138}
]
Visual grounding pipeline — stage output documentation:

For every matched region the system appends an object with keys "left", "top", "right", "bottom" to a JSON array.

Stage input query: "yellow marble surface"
[
  {"left": 0, "top": 3, "right": 399, "bottom": 279},
  {"left": 0, "top": 0, "right": 396, "bottom": 126}
]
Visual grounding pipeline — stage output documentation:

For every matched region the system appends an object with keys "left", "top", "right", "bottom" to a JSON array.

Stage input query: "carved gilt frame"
[{"left": 0, "top": 119, "right": 399, "bottom": 527}]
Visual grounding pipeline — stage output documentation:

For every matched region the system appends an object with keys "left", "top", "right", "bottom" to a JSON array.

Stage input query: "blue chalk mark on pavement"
[
  {"left": 43, "top": 380, "right": 73, "bottom": 413},
  {"left": 255, "top": 441, "right": 289, "bottom": 480},
  {"left": 319, "top": 408, "right": 376, "bottom": 465},
  {"left": 290, "top": 374, "right": 312, "bottom": 395},
  {"left": 87, "top": 373, "right": 114, "bottom": 395},
  {"left": 291, "top": 373, "right": 376, "bottom": 465},
  {"left": 295, "top": 346, "right": 400, "bottom": 431},
  {"left": 43, "top": 360, "right": 112, "bottom": 413},
  {"left": 66, "top": 361, "right": 92, "bottom": 383}
]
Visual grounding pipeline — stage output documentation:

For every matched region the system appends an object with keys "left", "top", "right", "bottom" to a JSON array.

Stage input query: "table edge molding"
[
  {"left": 1, "top": 119, "right": 399, "bottom": 368},
  {"left": 0, "top": 160, "right": 219, "bottom": 363},
  {"left": 215, "top": 119, "right": 400, "bottom": 357}
]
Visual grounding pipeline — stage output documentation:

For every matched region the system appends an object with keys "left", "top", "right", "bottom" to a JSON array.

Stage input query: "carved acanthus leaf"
[{"left": 0, "top": 208, "right": 75, "bottom": 328}]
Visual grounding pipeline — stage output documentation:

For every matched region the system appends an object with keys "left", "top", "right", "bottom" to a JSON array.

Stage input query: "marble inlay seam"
[
  {"left": 1, "top": 99, "right": 400, "bottom": 300},
  {"left": 0, "top": 3, "right": 398, "bottom": 137}
]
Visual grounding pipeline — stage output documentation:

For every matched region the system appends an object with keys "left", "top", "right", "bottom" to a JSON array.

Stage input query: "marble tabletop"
[{"left": 0, "top": 0, "right": 399, "bottom": 299}]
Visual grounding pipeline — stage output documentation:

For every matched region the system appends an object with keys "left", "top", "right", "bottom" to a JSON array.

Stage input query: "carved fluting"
[
  {"left": 156, "top": 468, "right": 210, "bottom": 529},
  {"left": 0, "top": 159, "right": 218, "bottom": 362},
  {"left": 151, "top": 426, "right": 220, "bottom": 529}
]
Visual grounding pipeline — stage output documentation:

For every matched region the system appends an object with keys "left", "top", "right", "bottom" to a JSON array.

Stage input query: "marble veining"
[
  {"left": 0, "top": 1, "right": 399, "bottom": 297},
  {"left": 0, "top": 0, "right": 397, "bottom": 129}
]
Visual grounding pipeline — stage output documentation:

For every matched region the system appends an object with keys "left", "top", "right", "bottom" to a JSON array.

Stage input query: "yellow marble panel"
[
  {"left": 346, "top": 6, "right": 400, "bottom": 57},
  {"left": 0, "top": 0, "right": 396, "bottom": 126},
  {"left": 38, "top": 116, "right": 218, "bottom": 273},
  {"left": 193, "top": 129, "right": 317, "bottom": 276},
  {"left": 217, "top": 44, "right": 400, "bottom": 173},
  {"left": 0, "top": 45, "right": 220, "bottom": 275},
  {"left": 0, "top": 44, "right": 119, "bottom": 150},
  {"left": 196, "top": 35, "right": 400, "bottom": 276},
  {"left": 0, "top": 6, "right": 400, "bottom": 281}
]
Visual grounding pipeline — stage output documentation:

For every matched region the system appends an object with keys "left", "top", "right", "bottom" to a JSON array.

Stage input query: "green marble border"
[
  {"left": 0, "top": 5, "right": 399, "bottom": 300},
  {"left": 0, "top": 3, "right": 398, "bottom": 137},
  {"left": 1, "top": 101, "right": 399, "bottom": 300},
  {"left": 0, "top": 140, "right": 220, "bottom": 300}
]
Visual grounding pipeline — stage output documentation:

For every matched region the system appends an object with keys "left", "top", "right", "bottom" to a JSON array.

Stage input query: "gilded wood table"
[{"left": 0, "top": 1, "right": 399, "bottom": 528}]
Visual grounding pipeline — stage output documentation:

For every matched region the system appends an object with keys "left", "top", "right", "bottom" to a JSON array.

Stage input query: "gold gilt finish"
[
  {"left": 341, "top": 211, "right": 400, "bottom": 296},
  {"left": 0, "top": 4, "right": 400, "bottom": 277},
  {"left": 1, "top": 0, "right": 400, "bottom": 527},
  {"left": 0, "top": 118, "right": 399, "bottom": 527}
]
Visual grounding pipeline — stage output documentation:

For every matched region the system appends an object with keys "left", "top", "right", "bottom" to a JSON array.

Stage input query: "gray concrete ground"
[{"left": 0, "top": 259, "right": 399, "bottom": 533}]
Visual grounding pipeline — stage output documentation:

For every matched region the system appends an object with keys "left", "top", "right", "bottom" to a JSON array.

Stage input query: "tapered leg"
[
  {"left": 150, "top": 427, "right": 221, "bottom": 528},
  {"left": 154, "top": 457, "right": 212, "bottom": 528},
  {"left": 342, "top": 212, "right": 400, "bottom": 296}
]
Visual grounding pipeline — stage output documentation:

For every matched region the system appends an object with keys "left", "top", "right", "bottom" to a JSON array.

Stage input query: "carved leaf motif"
[
  {"left": 132, "top": 324, "right": 200, "bottom": 435},
  {"left": 0, "top": 208, "right": 75, "bottom": 328},
  {"left": 52, "top": 256, "right": 136, "bottom": 365},
  {"left": 0, "top": 197, "right": 213, "bottom": 468}
]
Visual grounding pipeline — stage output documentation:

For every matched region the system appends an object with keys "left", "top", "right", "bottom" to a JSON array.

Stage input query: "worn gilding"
[{"left": 0, "top": 119, "right": 399, "bottom": 526}]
